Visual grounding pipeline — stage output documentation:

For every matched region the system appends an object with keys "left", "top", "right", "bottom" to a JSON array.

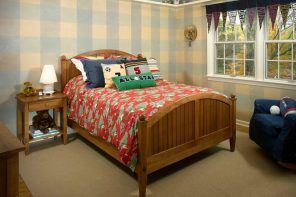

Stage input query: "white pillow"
[{"left": 71, "top": 58, "right": 87, "bottom": 81}]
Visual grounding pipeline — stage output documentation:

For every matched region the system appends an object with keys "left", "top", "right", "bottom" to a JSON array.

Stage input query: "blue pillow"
[
  {"left": 81, "top": 59, "right": 119, "bottom": 89},
  {"left": 280, "top": 97, "right": 296, "bottom": 117}
]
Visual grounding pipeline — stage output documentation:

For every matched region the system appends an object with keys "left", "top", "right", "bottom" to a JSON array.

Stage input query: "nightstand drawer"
[{"left": 29, "top": 99, "right": 63, "bottom": 111}]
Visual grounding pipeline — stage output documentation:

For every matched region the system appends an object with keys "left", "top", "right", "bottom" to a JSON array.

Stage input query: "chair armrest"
[
  {"left": 274, "top": 114, "right": 296, "bottom": 162},
  {"left": 254, "top": 99, "right": 280, "bottom": 114}
]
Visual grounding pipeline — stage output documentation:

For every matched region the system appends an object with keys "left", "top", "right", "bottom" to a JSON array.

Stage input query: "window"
[
  {"left": 266, "top": 9, "right": 296, "bottom": 81},
  {"left": 207, "top": 7, "right": 296, "bottom": 88},
  {"left": 215, "top": 15, "right": 256, "bottom": 78}
]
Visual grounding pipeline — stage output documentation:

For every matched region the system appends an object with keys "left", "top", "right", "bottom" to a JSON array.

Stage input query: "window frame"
[{"left": 207, "top": 12, "right": 296, "bottom": 90}]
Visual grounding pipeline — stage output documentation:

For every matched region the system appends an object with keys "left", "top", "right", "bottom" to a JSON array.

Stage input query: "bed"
[{"left": 60, "top": 49, "right": 236, "bottom": 197}]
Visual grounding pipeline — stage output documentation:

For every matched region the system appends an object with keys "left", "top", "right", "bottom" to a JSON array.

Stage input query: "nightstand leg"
[
  {"left": 24, "top": 107, "right": 29, "bottom": 155},
  {"left": 53, "top": 108, "right": 58, "bottom": 127},
  {"left": 17, "top": 108, "right": 22, "bottom": 141},
  {"left": 61, "top": 101, "right": 68, "bottom": 145}
]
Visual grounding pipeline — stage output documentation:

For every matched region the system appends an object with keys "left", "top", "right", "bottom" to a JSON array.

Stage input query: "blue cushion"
[
  {"left": 252, "top": 114, "right": 284, "bottom": 137},
  {"left": 280, "top": 97, "right": 296, "bottom": 117},
  {"left": 81, "top": 59, "right": 119, "bottom": 89}
]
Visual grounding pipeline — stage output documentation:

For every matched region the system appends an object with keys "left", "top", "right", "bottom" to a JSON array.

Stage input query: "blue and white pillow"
[{"left": 280, "top": 97, "right": 296, "bottom": 117}]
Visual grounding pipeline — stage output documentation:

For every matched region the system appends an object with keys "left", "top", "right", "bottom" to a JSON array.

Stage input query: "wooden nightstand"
[{"left": 16, "top": 92, "right": 68, "bottom": 155}]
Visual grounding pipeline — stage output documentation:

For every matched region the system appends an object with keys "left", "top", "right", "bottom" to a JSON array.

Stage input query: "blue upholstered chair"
[{"left": 249, "top": 99, "right": 296, "bottom": 168}]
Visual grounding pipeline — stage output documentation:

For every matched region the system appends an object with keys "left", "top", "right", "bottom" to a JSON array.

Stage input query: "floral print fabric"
[{"left": 63, "top": 76, "right": 226, "bottom": 171}]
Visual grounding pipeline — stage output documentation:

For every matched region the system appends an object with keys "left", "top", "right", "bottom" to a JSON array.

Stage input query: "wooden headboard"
[{"left": 60, "top": 49, "right": 136, "bottom": 91}]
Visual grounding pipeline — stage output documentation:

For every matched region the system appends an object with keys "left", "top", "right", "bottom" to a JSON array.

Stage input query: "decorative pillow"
[
  {"left": 122, "top": 58, "right": 150, "bottom": 75},
  {"left": 280, "top": 97, "right": 296, "bottom": 117},
  {"left": 71, "top": 58, "right": 88, "bottom": 81},
  {"left": 81, "top": 59, "right": 119, "bottom": 89},
  {"left": 101, "top": 63, "right": 126, "bottom": 88},
  {"left": 147, "top": 58, "right": 164, "bottom": 80},
  {"left": 71, "top": 56, "right": 105, "bottom": 81},
  {"left": 112, "top": 72, "right": 156, "bottom": 91}
]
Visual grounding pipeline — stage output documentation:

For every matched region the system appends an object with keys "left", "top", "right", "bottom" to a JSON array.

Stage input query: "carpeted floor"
[
  {"left": 19, "top": 176, "right": 32, "bottom": 197},
  {"left": 19, "top": 132, "right": 296, "bottom": 197}
]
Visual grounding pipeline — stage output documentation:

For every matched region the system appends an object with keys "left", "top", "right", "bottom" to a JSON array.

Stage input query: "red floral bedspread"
[{"left": 63, "top": 76, "right": 226, "bottom": 171}]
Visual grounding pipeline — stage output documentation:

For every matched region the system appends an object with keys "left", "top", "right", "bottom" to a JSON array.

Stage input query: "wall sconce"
[{"left": 184, "top": 25, "right": 197, "bottom": 47}]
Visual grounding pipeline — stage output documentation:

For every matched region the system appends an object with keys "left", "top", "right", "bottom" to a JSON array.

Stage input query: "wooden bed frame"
[{"left": 60, "top": 49, "right": 237, "bottom": 197}]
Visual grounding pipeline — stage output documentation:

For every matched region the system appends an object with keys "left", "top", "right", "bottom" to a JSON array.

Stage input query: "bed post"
[
  {"left": 60, "top": 55, "right": 68, "bottom": 91},
  {"left": 138, "top": 115, "right": 148, "bottom": 197},
  {"left": 229, "top": 94, "right": 237, "bottom": 152}
]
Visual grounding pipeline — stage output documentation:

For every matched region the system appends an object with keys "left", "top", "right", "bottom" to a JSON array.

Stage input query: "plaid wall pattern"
[
  {"left": 1, "top": 1, "right": 295, "bottom": 133},
  {"left": 0, "top": 0, "right": 179, "bottom": 133}
]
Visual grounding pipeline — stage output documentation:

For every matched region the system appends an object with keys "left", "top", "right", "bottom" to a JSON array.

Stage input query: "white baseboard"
[{"left": 236, "top": 119, "right": 249, "bottom": 133}]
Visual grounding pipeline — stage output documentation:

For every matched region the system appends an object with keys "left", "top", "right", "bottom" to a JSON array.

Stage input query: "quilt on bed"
[{"left": 63, "top": 76, "right": 226, "bottom": 170}]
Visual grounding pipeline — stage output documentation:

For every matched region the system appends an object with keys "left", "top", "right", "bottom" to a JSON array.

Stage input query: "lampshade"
[{"left": 40, "top": 65, "right": 58, "bottom": 84}]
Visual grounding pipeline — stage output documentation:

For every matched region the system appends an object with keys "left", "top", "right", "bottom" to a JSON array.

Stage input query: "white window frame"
[{"left": 207, "top": 13, "right": 296, "bottom": 90}]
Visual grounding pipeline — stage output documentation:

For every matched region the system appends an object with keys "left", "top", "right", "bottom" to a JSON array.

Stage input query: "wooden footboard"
[{"left": 137, "top": 93, "right": 236, "bottom": 196}]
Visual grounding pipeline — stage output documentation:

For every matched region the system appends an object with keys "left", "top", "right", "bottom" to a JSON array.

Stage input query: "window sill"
[{"left": 207, "top": 75, "right": 296, "bottom": 90}]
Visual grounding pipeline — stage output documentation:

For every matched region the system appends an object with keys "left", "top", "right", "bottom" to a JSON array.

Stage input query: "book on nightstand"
[{"left": 29, "top": 126, "right": 59, "bottom": 139}]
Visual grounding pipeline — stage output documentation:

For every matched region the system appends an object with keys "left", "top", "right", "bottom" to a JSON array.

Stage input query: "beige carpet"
[{"left": 19, "top": 132, "right": 296, "bottom": 197}]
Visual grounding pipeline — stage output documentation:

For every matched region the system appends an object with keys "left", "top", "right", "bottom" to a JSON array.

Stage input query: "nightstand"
[{"left": 16, "top": 92, "right": 68, "bottom": 155}]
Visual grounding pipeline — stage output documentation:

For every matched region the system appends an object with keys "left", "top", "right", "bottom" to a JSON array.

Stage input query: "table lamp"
[{"left": 39, "top": 64, "right": 57, "bottom": 95}]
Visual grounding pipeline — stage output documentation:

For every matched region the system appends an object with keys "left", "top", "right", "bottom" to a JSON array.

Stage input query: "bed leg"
[
  {"left": 138, "top": 115, "right": 148, "bottom": 197},
  {"left": 138, "top": 168, "right": 147, "bottom": 197},
  {"left": 229, "top": 94, "right": 236, "bottom": 152},
  {"left": 229, "top": 133, "right": 236, "bottom": 152}
]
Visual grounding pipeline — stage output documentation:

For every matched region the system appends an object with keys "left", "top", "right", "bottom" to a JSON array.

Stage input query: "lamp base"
[{"left": 42, "top": 83, "right": 55, "bottom": 95}]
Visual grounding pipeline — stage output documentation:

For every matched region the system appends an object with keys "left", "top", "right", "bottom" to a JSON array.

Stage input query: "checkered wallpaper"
[
  {"left": 0, "top": 0, "right": 295, "bottom": 133},
  {"left": 0, "top": 0, "right": 189, "bottom": 132}
]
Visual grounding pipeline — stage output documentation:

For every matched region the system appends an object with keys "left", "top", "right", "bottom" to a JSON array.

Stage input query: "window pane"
[
  {"left": 226, "top": 25, "right": 235, "bottom": 41},
  {"left": 246, "top": 15, "right": 256, "bottom": 41},
  {"left": 217, "top": 25, "right": 226, "bottom": 41},
  {"left": 235, "top": 60, "right": 244, "bottom": 76},
  {"left": 293, "top": 63, "right": 296, "bottom": 80},
  {"left": 245, "top": 60, "right": 255, "bottom": 77},
  {"left": 216, "top": 44, "right": 224, "bottom": 58},
  {"left": 236, "top": 25, "right": 246, "bottom": 41},
  {"left": 267, "top": 61, "right": 278, "bottom": 79},
  {"left": 268, "top": 24, "right": 279, "bottom": 40},
  {"left": 293, "top": 43, "right": 296, "bottom": 61},
  {"left": 225, "top": 60, "right": 234, "bottom": 75},
  {"left": 279, "top": 43, "right": 292, "bottom": 60},
  {"left": 216, "top": 59, "right": 224, "bottom": 74},
  {"left": 279, "top": 62, "right": 292, "bottom": 79},
  {"left": 279, "top": 10, "right": 293, "bottom": 40},
  {"left": 294, "top": 25, "right": 296, "bottom": 39},
  {"left": 235, "top": 44, "right": 244, "bottom": 59},
  {"left": 267, "top": 43, "right": 278, "bottom": 60},
  {"left": 280, "top": 25, "right": 293, "bottom": 40},
  {"left": 225, "top": 44, "right": 233, "bottom": 58},
  {"left": 246, "top": 43, "right": 255, "bottom": 59}
]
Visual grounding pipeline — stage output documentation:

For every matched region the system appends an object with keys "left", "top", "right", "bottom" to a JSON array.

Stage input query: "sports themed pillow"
[
  {"left": 122, "top": 58, "right": 150, "bottom": 76},
  {"left": 112, "top": 72, "right": 156, "bottom": 91},
  {"left": 147, "top": 58, "right": 164, "bottom": 80},
  {"left": 101, "top": 63, "right": 126, "bottom": 88},
  {"left": 280, "top": 97, "right": 296, "bottom": 117}
]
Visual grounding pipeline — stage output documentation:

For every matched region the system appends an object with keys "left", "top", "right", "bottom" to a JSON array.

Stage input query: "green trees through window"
[
  {"left": 266, "top": 9, "right": 296, "bottom": 81},
  {"left": 215, "top": 14, "right": 256, "bottom": 77},
  {"left": 214, "top": 9, "right": 295, "bottom": 82}
]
